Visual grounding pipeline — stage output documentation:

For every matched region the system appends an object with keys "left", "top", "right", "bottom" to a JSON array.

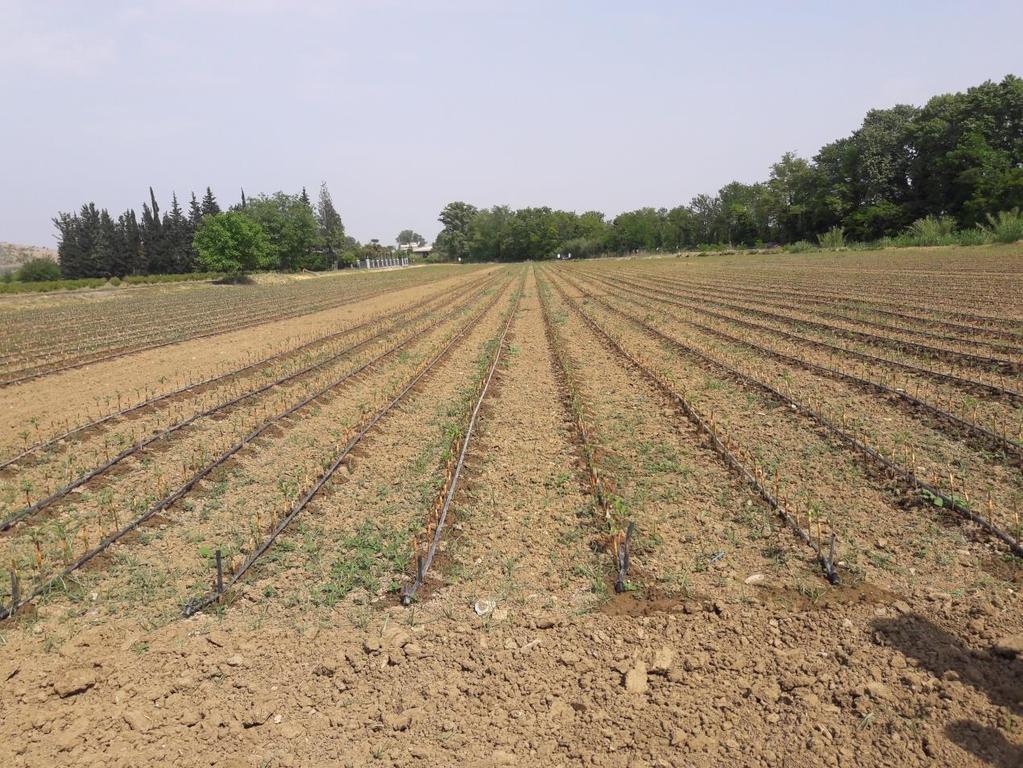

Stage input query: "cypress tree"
[
  {"left": 77, "top": 203, "right": 103, "bottom": 277},
  {"left": 94, "top": 209, "right": 117, "bottom": 277},
  {"left": 201, "top": 186, "right": 220, "bottom": 217},
  {"left": 54, "top": 212, "right": 84, "bottom": 278},
  {"left": 113, "top": 209, "right": 143, "bottom": 276},
  {"left": 188, "top": 192, "right": 202, "bottom": 228},
  {"left": 316, "top": 182, "right": 346, "bottom": 266},
  {"left": 187, "top": 193, "right": 202, "bottom": 269},
  {"left": 140, "top": 187, "right": 165, "bottom": 274},
  {"left": 127, "top": 209, "right": 144, "bottom": 274},
  {"left": 163, "top": 193, "right": 191, "bottom": 273}
]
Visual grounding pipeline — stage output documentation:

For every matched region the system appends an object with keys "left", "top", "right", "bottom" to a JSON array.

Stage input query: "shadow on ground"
[{"left": 873, "top": 614, "right": 1022, "bottom": 768}]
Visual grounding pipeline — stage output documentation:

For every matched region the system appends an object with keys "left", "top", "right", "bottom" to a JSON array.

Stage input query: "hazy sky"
[{"left": 2, "top": 1, "right": 1021, "bottom": 247}]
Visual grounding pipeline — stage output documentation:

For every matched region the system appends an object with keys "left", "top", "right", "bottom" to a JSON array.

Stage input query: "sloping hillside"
[{"left": 0, "top": 242, "right": 57, "bottom": 273}]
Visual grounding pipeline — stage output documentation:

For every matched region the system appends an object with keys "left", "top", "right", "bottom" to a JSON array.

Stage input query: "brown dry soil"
[{"left": 1, "top": 254, "right": 1022, "bottom": 768}]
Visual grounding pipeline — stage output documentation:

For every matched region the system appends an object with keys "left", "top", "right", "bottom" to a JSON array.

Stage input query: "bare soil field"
[{"left": 1, "top": 250, "right": 1021, "bottom": 768}]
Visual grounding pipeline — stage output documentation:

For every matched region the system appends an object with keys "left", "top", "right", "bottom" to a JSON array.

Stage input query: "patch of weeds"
[
  {"left": 868, "top": 550, "right": 896, "bottom": 572},
  {"left": 921, "top": 488, "right": 969, "bottom": 511},
  {"left": 573, "top": 562, "right": 610, "bottom": 601},
  {"left": 316, "top": 520, "right": 410, "bottom": 606},
  {"left": 545, "top": 472, "right": 573, "bottom": 493},
  {"left": 796, "top": 580, "right": 824, "bottom": 604},
  {"left": 660, "top": 568, "right": 692, "bottom": 594}
]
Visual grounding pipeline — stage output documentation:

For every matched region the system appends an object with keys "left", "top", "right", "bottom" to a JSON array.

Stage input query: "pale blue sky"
[{"left": 2, "top": 0, "right": 1021, "bottom": 247}]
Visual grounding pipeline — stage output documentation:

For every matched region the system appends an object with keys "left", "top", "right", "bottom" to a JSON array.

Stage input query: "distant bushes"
[
  {"left": 783, "top": 240, "right": 817, "bottom": 253},
  {"left": 762, "top": 209, "right": 1023, "bottom": 255}
]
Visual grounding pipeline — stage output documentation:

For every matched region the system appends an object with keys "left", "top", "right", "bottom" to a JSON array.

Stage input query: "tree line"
[
  {"left": 434, "top": 75, "right": 1023, "bottom": 261},
  {"left": 55, "top": 184, "right": 357, "bottom": 278}
]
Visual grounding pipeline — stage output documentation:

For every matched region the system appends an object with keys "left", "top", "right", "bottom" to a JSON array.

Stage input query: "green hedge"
[{"left": 0, "top": 271, "right": 223, "bottom": 294}]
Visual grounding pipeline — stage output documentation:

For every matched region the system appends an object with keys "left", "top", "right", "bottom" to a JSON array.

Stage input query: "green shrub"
[
  {"left": 784, "top": 240, "right": 817, "bottom": 253},
  {"left": 0, "top": 270, "right": 220, "bottom": 294},
  {"left": 957, "top": 227, "right": 992, "bottom": 246},
  {"left": 0, "top": 277, "right": 104, "bottom": 294},
  {"left": 979, "top": 208, "right": 1023, "bottom": 244},
  {"left": 14, "top": 258, "right": 61, "bottom": 282},
  {"left": 903, "top": 215, "right": 957, "bottom": 246},
  {"left": 817, "top": 226, "right": 845, "bottom": 249}
]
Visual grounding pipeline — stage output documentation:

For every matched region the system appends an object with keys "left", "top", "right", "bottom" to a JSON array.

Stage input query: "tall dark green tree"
[
  {"left": 316, "top": 182, "right": 347, "bottom": 265},
  {"left": 140, "top": 187, "right": 168, "bottom": 273},
  {"left": 200, "top": 187, "right": 220, "bottom": 217},
  {"left": 434, "top": 202, "right": 478, "bottom": 261},
  {"left": 188, "top": 193, "right": 203, "bottom": 229},
  {"left": 93, "top": 209, "right": 118, "bottom": 277},
  {"left": 162, "top": 193, "right": 193, "bottom": 272},
  {"left": 114, "top": 209, "right": 144, "bottom": 275},
  {"left": 396, "top": 229, "right": 426, "bottom": 247},
  {"left": 54, "top": 212, "right": 84, "bottom": 278}
]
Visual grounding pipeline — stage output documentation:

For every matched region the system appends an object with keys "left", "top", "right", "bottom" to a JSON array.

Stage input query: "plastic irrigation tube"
[
  {"left": 628, "top": 270, "right": 1023, "bottom": 356},
  {"left": 0, "top": 268, "right": 465, "bottom": 388},
  {"left": 541, "top": 268, "right": 840, "bottom": 583},
  {"left": 182, "top": 275, "right": 517, "bottom": 617},
  {"left": 560, "top": 271, "right": 1023, "bottom": 560},
  {"left": 0, "top": 277, "right": 499, "bottom": 533},
  {"left": 580, "top": 272, "right": 1023, "bottom": 464},
  {"left": 536, "top": 271, "right": 635, "bottom": 593},
  {"left": 0, "top": 277, "right": 511, "bottom": 622},
  {"left": 612, "top": 272, "right": 1023, "bottom": 376},
  {"left": 401, "top": 273, "right": 525, "bottom": 605},
  {"left": 0, "top": 272, "right": 494, "bottom": 472},
  {"left": 604, "top": 272, "right": 1023, "bottom": 404}
]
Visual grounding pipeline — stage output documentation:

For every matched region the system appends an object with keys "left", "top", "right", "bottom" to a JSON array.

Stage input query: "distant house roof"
[{"left": 411, "top": 244, "right": 432, "bottom": 253}]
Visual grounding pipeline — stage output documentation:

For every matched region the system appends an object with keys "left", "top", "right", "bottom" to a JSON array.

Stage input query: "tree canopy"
[
  {"left": 432, "top": 75, "right": 1023, "bottom": 261},
  {"left": 193, "top": 211, "right": 271, "bottom": 275},
  {"left": 396, "top": 229, "right": 426, "bottom": 247},
  {"left": 55, "top": 184, "right": 357, "bottom": 278}
]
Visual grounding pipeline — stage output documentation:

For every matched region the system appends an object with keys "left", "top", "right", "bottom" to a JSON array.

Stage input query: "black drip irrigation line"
[
  {"left": 0, "top": 274, "right": 455, "bottom": 389},
  {"left": 620, "top": 272, "right": 1023, "bottom": 377},
  {"left": 0, "top": 267, "right": 474, "bottom": 386},
  {"left": 184, "top": 275, "right": 517, "bottom": 617},
  {"left": 653, "top": 274, "right": 1023, "bottom": 338},
  {"left": 588, "top": 273, "right": 1023, "bottom": 461},
  {"left": 636, "top": 272, "right": 1023, "bottom": 356},
  {"left": 612, "top": 272, "right": 1023, "bottom": 405},
  {"left": 400, "top": 274, "right": 525, "bottom": 606},
  {"left": 543, "top": 269, "right": 839, "bottom": 583},
  {"left": 0, "top": 274, "right": 493, "bottom": 472},
  {"left": 0, "top": 278, "right": 497, "bottom": 534},
  {"left": 536, "top": 272, "right": 636, "bottom": 594},
  {"left": 0, "top": 280, "right": 507, "bottom": 623},
  {"left": 564, "top": 271, "right": 1023, "bottom": 560}
]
